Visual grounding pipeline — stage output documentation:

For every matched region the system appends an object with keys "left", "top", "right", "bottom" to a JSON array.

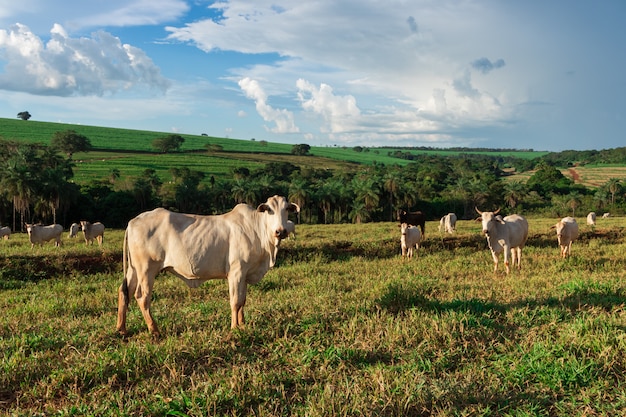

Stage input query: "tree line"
[{"left": 0, "top": 135, "right": 624, "bottom": 230}]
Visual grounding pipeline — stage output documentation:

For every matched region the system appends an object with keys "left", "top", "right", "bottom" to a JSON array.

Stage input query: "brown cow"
[{"left": 397, "top": 209, "right": 426, "bottom": 236}]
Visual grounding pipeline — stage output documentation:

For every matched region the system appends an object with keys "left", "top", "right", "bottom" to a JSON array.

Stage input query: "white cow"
[
  {"left": 552, "top": 217, "right": 579, "bottom": 258},
  {"left": 400, "top": 222, "right": 422, "bottom": 259},
  {"left": 25, "top": 223, "right": 63, "bottom": 248},
  {"left": 0, "top": 226, "right": 10, "bottom": 240},
  {"left": 80, "top": 221, "right": 105, "bottom": 246},
  {"left": 68, "top": 223, "right": 80, "bottom": 238},
  {"left": 586, "top": 212, "right": 596, "bottom": 226},
  {"left": 438, "top": 213, "right": 457, "bottom": 234},
  {"left": 116, "top": 195, "right": 300, "bottom": 336},
  {"left": 475, "top": 208, "right": 529, "bottom": 274},
  {"left": 602, "top": 212, "right": 611, "bottom": 218},
  {"left": 285, "top": 220, "right": 296, "bottom": 239}
]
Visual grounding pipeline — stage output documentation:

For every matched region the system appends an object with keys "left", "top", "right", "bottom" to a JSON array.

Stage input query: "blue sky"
[{"left": 0, "top": 1, "right": 624, "bottom": 152}]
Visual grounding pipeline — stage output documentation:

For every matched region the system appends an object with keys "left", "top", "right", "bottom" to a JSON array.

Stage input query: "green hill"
[{"left": 0, "top": 117, "right": 550, "bottom": 185}]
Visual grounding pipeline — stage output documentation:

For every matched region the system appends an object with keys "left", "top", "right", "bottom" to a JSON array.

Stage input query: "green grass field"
[
  {"left": 1, "top": 217, "right": 625, "bottom": 415},
  {"left": 1, "top": 117, "right": 558, "bottom": 187}
]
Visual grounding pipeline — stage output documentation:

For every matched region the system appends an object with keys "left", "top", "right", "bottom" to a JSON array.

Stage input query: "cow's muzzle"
[{"left": 276, "top": 229, "right": 288, "bottom": 240}]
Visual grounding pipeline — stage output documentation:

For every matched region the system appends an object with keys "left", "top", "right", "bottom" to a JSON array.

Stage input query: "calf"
[
  {"left": 586, "top": 212, "right": 596, "bottom": 226},
  {"left": 400, "top": 222, "right": 422, "bottom": 259},
  {"left": 552, "top": 217, "right": 579, "bottom": 258}
]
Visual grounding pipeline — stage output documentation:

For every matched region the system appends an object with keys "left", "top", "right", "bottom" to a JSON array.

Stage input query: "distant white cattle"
[
  {"left": 117, "top": 195, "right": 300, "bottom": 336},
  {"left": 68, "top": 223, "right": 80, "bottom": 238},
  {"left": 25, "top": 223, "right": 63, "bottom": 248},
  {"left": 476, "top": 208, "right": 529, "bottom": 274},
  {"left": 0, "top": 226, "right": 10, "bottom": 240},
  {"left": 80, "top": 221, "right": 105, "bottom": 246},
  {"left": 552, "top": 217, "right": 579, "bottom": 258},
  {"left": 400, "top": 222, "right": 422, "bottom": 259},
  {"left": 285, "top": 220, "right": 296, "bottom": 239},
  {"left": 586, "top": 212, "right": 596, "bottom": 226},
  {"left": 602, "top": 212, "right": 610, "bottom": 218},
  {"left": 438, "top": 213, "right": 457, "bottom": 234}
]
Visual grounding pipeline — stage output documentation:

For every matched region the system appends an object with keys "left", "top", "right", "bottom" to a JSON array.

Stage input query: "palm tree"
[
  {"left": 383, "top": 171, "right": 401, "bottom": 221},
  {"left": 288, "top": 178, "right": 309, "bottom": 223},
  {"left": 607, "top": 178, "right": 621, "bottom": 206},
  {"left": 2, "top": 162, "right": 34, "bottom": 231},
  {"left": 566, "top": 192, "right": 582, "bottom": 217},
  {"left": 504, "top": 181, "right": 527, "bottom": 209}
]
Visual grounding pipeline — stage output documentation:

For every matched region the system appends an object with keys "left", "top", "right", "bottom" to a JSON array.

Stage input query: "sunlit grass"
[{"left": 1, "top": 219, "right": 626, "bottom": 415}]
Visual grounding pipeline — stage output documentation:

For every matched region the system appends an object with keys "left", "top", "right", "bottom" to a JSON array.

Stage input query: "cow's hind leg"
[
  {"left": 116, "top": 278, "right": 130, "bottom": 336},
  {"left": 135, "top": 274, "right": 159, "bottom": 337}
]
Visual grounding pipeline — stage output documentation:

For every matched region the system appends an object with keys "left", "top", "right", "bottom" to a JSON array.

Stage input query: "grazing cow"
[
  {"left": 475, "top": 208, "right": 529, "bottom": 274},
  {"left": 586, "top": 212, "right": 596, "bottom": 226},
  {"left": 80, "top": 221, "right": 105, "bottom": 246},
  {"left": 552, "top": 217, "right": 579, "bottom": 258},
  {"left": 25, "top": 223, "right": 63, "bottom": 248},
  {"left": 0, "top": 226, "right": 10, "bottom": 240},
  {"left": 116, "top": 195, "right": 300, "bottom": 336},
  {"left": 400, "top": 222, "right": 421, "bottom": 259},
  {"left": 438, "top": 213, "right": 457, "bottom": 234},
  {"left": 397, "top": 209, "right": 426, "bottom": 237},
  {"left": 286, "top": 220, "right": 296, "bottom": 239},
  {"left": 68, "top": 223, "right": 80, "bottom": 238},
  {"left": 602, "top": 212, "right": 611, "bottom": 218}
]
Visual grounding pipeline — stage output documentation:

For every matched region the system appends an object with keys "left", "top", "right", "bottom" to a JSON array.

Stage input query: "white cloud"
[
  {"left": 296, "top": 79, "right": 360, "bottom": 134},
  {"left": 238, "top": 77, "right": 299, "bottom": 133},
  {"left": 0, "top": 23, "right": 171, "bottom": 96}
]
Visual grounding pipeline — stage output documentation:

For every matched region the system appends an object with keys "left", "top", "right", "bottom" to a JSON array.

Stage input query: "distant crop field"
[{"left": 505, "top": 165, "right": 626, "bottom": 188}]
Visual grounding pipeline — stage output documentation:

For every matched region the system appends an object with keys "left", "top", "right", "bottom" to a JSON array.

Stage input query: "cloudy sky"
[{"left": 0, "top": 1, "right": 624, "bottom": 151}]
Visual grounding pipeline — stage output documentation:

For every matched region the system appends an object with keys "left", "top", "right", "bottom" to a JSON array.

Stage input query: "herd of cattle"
[
  {"left": 398, "top": 209, "right": 611, "bottom": 273},
  {"left": 0, "top": 196, "right": 615, "bottom": 336},
  {"left": 0, "top": 220, "right": 106, "bottom": 248}
]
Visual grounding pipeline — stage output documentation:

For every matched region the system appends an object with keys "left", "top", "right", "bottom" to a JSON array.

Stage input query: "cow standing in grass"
[
  {"left": 0, "top": 226, "right": 10, "bottom": 240},
  {"left": 117, "top": 195, "right": 300, "bottom": 336},
  {"left": 400, "top": 223, "right": 422, "bottom": 259},
  {"left": 397, "top": 209, "right": 426, "bottom": 237},
  {"left": 552, "top": 217, "right": 579, "bottom": 258},
  {"left": 25, "top": 223, "right": 63, "bottom": 248},
  {"left": 80, "top": 221, "right": 105, "bottom": 246},
  {"left": 475, "top": 208, "right": 529, "bottom": 274}
]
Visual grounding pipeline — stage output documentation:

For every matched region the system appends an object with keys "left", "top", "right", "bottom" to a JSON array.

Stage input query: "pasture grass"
[{"left": 1, "top": 218, "right": 626, "bottom": 415}]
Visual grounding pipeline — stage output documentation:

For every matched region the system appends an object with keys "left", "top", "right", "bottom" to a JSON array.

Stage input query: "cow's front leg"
[
  {"left": 503, "top": 247, "right": 511, "bottom": 275},
  {"left": 228, "top": 272, "right": 247, "bottom": 329},
  {"left": 490, "top": 250, "right": 499, "bottom": 273}
]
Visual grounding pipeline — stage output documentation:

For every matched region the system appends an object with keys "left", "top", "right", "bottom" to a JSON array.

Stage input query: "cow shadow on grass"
[{"left": 375, "top": 279, "right": 626, "bottom": 318}]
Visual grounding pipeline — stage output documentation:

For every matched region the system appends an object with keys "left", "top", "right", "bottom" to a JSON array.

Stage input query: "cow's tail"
[{"left": 120, "top": 228, "right": 130, "bottom": 307}]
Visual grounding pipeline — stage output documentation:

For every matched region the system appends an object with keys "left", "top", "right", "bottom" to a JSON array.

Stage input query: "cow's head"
[
  {"left": 475, "top": 207, "right": 502, "bottom": 237},
  {"left": 553, "top": 221, "right": 567, "bottom": 245},
  {"left": 257, "top": 195, "right": 300, "bottom": 242},
  {"left": 24, "top": 223, "right": 34, "bottom": 235},
  {"left": 397, "top": 210, "right": 407, "bottom": 222},
  {"left": 399, "top": 222, "right": 410, "bottom": 236}
]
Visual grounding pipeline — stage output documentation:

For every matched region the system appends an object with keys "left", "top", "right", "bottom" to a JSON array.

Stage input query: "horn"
[
  {"left": 493, "top": 208, "right": 501, "bottom": 215},
  {"left": 475, "top": 207, "right": 483, "bottom": 215}
]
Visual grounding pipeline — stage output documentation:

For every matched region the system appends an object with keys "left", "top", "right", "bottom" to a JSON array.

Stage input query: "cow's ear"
[
  {"left": 288, "top": 203, "right": 300, "bottom": 213},
  {"left": 257, "top": 203, "right": 273, "bottom": 214}
]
